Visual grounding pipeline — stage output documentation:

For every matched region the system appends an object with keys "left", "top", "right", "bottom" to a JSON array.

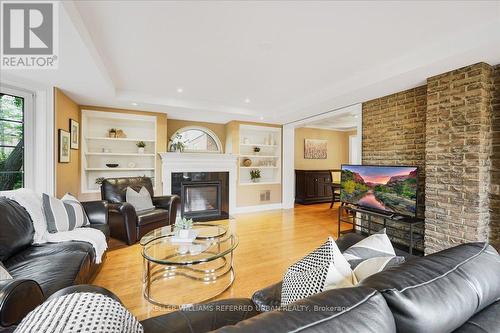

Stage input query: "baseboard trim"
[{"left": 233, "top": 203, "right": 283, "bottom": 214}]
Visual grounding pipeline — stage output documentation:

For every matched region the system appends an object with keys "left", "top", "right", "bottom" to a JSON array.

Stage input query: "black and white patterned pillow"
[
  {"left": 42, "top": 193, "right": 90, "bottom": 233},
  {"left": 15, "top": 292, "right": 143, "bottom": 333},
  {"left": 342, "top": 228, "right": 396, "bottom": 268},
  {"left": 280, "top": 237, "right": 353, "bottom": 306}
]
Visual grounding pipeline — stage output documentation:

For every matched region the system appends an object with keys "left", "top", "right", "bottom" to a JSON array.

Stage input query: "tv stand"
[{"left": 338, "top": 205, "right": 424, "bottom": 255}]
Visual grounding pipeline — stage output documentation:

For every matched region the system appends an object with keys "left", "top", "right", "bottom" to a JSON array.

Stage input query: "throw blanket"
[
  {"left": 0, "top": 189, "right": 107, "bottom": 263},
  {"left": 14, "top": 292, "right": 143, "bottom": 333}
]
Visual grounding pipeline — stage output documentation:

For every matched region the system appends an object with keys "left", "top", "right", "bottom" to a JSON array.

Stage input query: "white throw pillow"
[
  {"left": 352, "top": 256, "right": 405, "bottom": 283},
  {"left": 0, "top": 263, "right": 12, "bottom": 280},
  {"left": 42, "top": 193, "right": 90, "bottom": 233},
  {"left": 126, "top": 186, "right": 155, "bottom": 213},
  {"left": 342, "top": 229, "right": 396, "bottom": 267},
  {"left": 280, "top": 237, "right": 353, "bottom": 306}
]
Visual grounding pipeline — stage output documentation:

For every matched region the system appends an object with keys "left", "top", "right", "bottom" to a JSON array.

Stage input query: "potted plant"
[
  {"left": 108, "top": 128, "right": 117, "bottom": 138},
  {"left": 250, "top": 169, "right": 261, "bottom": 183},
  {"left": 169, "top": 133, "right": 186, "bottom": 152},
  {"left": 253, "top": 146, "right": 261, "bottom": 155},
  {"left": 95, "top": 177, "right": 106, "bottom": 187},
  {"left": 174, "top": 217, "right": 194, "bottom": 239},
  {"left": 136, "top": 141, "right": 146, "bottom": 154}
]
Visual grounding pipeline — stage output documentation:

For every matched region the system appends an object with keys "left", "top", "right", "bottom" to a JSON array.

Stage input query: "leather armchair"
[
  {"left": 0, "top": 279, "right": 44, "bottom": 328},
  {"left": 101, "top": 177, "right": 180, "bottom": 245}
]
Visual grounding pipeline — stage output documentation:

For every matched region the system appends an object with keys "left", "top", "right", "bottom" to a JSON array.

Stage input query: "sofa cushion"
[
  {"left": 361, "top": 242, "right": 500, "bottom": 333},
  {"left": 137, "top": 208, "right": 169, "bottom": 226},
  {"left": 216, "top": 287, "right": 396, "bottom": 333},
  {"left": 452, "top": 299, "right": 500, "bottom": 333},
  {"left": 0, "top": 198, "right": 34, "bottom": 262},
  {"left": 5, "top": 249, "right": 91, "bottom": 297}
]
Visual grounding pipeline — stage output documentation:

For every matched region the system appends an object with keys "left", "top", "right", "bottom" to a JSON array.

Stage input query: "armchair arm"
[
  {"left": 140, "top": 298, "right": 259, "bottom": 333},
  {"left": 82, "top": 200, "right": 108, "bottom": 225},
  {"left": 108, "top": 202, "right": 138, "bottom": 245},
  {"left": 0, "top": 279, "right": 44, "bottom": 327},
  {"left": 152, "top": 195, "right": 180, "bottom": 225},
  {"left": 251, "top": 282, "right": 282, "bottom": 312}
]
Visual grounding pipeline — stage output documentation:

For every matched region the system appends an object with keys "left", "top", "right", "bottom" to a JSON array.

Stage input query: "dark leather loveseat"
[
  {"left": 0, "top": 197, "right": 109, "bottom": 330},
  {"left": 17, "top": 233, "right": 500, "bottom": 333},
  {"left": 101, "top": 177, "right": 180, "bottom": 245}
]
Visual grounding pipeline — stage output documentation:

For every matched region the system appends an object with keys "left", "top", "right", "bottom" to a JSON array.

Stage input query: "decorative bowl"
[{"left": 106, "top": 163, "right": 119, "bottom": 168}]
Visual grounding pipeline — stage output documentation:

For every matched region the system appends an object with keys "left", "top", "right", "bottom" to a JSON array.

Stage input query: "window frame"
[
  {"left": 170, "top": 126, "right": 223, "bottom": 153},
  {"left": 0, "top": 86, "right": 34, "bottom": 190}
]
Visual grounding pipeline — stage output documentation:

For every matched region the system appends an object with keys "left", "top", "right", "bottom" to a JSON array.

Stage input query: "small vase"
[
  {"left": 138, "top": 147, "right": 145, "bottom": 154},
  {"left": 178, "top": 229, "right": 190, "bottom": 238},
  {"left": 252, "top": 178, "right": 259, "bottom": 183}
]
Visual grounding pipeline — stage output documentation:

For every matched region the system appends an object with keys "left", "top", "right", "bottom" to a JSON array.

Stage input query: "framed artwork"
[
  {"left": 70, "top": 119, "right": 79, "bottom": 149},
  {"left": 59, "top": 129, "right": 71, "bottom": 163},
  {"left": 304, "top": 139, "right": 327, "bottom": 159}
]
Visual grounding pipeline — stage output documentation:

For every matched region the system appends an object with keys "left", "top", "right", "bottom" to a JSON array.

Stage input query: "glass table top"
[{"left": 141, "top": 223, "right": 238, "bottom": 265}]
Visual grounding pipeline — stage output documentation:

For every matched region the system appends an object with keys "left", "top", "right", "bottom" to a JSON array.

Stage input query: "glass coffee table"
[{"left": 140, "top": 222, "right": 238, "bottom": 307}]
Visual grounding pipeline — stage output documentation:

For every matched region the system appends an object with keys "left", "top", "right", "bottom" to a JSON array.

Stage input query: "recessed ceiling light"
[
  {"left": 259, "top": 116, "right": 264, "bottom": 121},
  {"left": 131, "top": 102, "right": 138, "bottom": 106},
  {"left": 354, "top": 115, "right": 359, "bottom": 118},
  {"left": 244, "top": 98, "right": 251, "bottom": 104},
  {"left": 177, "top": 88, "right": 183, "bottom": 93}
]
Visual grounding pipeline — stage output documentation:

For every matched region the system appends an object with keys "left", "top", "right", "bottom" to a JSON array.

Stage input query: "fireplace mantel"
[{"left": 159, "top": 152, "right": 238, "bottom": 215}]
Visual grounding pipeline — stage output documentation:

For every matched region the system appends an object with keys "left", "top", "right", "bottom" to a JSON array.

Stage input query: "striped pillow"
[
  {"left": 42, "top": 193, "right": 90, "bottom": 233},
  {"left": 342, "top": 229, "right": 396, "bottom": 268}
]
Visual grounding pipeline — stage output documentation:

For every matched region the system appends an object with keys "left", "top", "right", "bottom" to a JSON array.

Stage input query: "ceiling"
[
  {"left": 304, "top": 110, "right": 359, "bottom": 131},
  {"left": 2, "top": 1, "right": 500, "bottom": 124}
]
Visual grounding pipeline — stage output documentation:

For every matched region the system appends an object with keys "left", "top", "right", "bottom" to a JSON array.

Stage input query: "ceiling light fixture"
[
  {"left": 244, "top": 98, "right": 251, "bottom": 104},
  {"left": 177, "top": 88, "right": 183, "bottom": 93},
  {"left": 131, "top": 102, "right": 138, "bottom": 106},
  {"left": 259, "top": 116, "right": 264, "bottom": 121}
]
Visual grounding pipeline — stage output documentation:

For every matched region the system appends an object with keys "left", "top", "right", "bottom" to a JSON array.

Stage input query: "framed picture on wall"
[
  {"left": 59, "top": 129, "right": 71, "bottom": 163},
  {"left": 304, "top": 139, "right": 327, "bottom": 159},
  {"left": 70, "top": 119, "right": 79, "bottom": 149}
]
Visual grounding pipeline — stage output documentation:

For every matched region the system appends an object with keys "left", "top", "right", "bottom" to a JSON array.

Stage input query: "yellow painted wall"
[
  {"left": 79, "top": 105, "right": 168, "bottom": 197},
  {"left": 294, "top": 127, "right": 353, "bottom": 171},
  {"left": 167, "top": 119, "right": 226, "bottom": 152},
  {"left": 225, "top": 121, "right": 283, "bottom": 207},
  {"left": 54, "top": 88, "right": 81, "bottom": 198}
]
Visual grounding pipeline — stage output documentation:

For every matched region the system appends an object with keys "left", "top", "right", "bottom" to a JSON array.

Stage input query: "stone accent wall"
[
  {"left": 424, "top": 63, "right": 493, "bottom": 254},
  {"left": 362, "top": 86, "right": 427, "bottom": 216},
  {"left": 491, "top": 65, "right": 500, "bottom": 250},
  {"left": 362, "top": 86, "right": 427, "bottom": 251}
]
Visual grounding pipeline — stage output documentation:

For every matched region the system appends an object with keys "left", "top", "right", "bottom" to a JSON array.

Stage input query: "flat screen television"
[{"left": 340, "top": 165, "right": 418, "bottom": 217}]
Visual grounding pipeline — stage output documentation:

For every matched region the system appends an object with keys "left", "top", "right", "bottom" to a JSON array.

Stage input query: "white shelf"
[
  {"left": 85, "top": 167, "right": 155, "bottom": 171},
  {"left": 239, "top": 181, "right": 281, "bottom": 186},
  {"left": 239, "top": 155, "right": 279, "bottom": 158},
  {"left": 85, "top": 137, "right": 155, "bottom": 142},
  {"left": 240, "top": 143, "right": 278, "bottom": 148},
  {"left": 240, "top": 166, "right": 279, "bottom": 169},
  {"left": 85, "top": 152, "right": 156, "bottom": 157}
]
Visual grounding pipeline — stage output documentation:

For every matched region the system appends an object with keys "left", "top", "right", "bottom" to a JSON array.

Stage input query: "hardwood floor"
[{"left": 92, "top": 203, "right": 352, "bottom": 320}]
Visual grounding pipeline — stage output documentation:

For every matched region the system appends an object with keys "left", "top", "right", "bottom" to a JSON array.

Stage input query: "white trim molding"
[{"left": 159, "top": 152, "right": 238, "bottom": 214}]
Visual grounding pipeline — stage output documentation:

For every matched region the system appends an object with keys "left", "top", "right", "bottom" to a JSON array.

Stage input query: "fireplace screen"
[{"left": 181, "top": 181, "right": 221, "bottom": 219}]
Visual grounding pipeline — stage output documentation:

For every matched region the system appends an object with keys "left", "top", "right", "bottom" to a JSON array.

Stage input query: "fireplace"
[{"left": 172, "top": 172, "right": 229, "bottom": 221}]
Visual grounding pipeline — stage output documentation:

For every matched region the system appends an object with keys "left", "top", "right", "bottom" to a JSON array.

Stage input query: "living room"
[{"left": 1, "top": 1, "right": 500, "bottom": 333}]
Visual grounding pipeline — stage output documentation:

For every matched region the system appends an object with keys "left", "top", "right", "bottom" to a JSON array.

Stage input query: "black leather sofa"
[
  {"left": 0, "top": 197, "right": 109, "bottom": 330},
  {"left": 14, "top": 233, "right": 500, "bottom": 333},
  {"left": 101, "top": 177, "right": 180, "bottom": 245}
]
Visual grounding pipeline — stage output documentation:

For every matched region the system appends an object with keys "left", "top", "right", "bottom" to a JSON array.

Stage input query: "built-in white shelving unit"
[
  {"left": 81, "top": 110, "right": 157, "bottom": 193},
  {"left": 238, "top": 124, "right": 282, "bottom": 185}
]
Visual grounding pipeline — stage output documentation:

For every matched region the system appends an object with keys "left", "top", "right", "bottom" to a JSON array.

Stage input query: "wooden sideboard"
[{"left": 295, "top": 170, "right": 333, "bottom": 204}]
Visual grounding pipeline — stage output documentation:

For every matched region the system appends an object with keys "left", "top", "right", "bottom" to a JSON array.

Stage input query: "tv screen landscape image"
[{"left": 340, "top": 165, "right": 418, "bottom": 217}]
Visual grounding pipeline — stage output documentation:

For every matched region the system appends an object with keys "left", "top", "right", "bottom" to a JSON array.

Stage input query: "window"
[
  {"left": 171, "top": 127, "right": 222, "bottom": 153},
  {"left": 0, "top": 93, "right": 24, "bottom": 190}
]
